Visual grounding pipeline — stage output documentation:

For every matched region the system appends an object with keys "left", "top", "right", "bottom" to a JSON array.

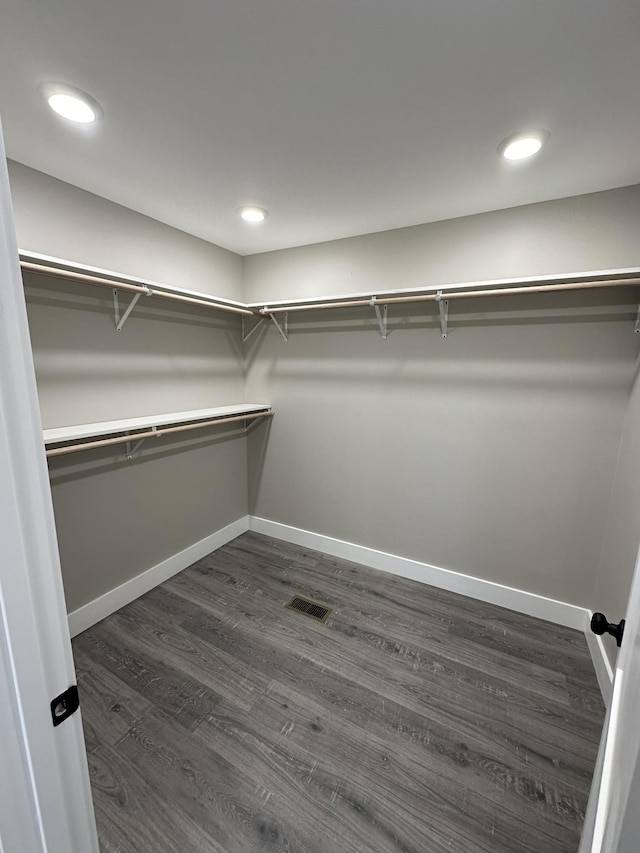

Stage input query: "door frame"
[
  {"left": 579, "top": 539, "right": 640, "bottom": 853},
  {"left": 1, "top": 117, "right": 638, "bottom": 850},
  {"left": 0, "top": 125, "right": 98, "bottom": 852}
]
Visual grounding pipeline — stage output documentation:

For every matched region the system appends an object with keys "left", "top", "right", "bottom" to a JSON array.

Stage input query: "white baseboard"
[
  {"left": 69, "top": 513, "right": 612, "bottom": 705},
  {"left": 585, "top": 619, "right": 614, "bottom": 707},
  {"left": 68, "top": 516, "right": 249, "bottom": 637},
  {"left": 249, "top": 516, "right": 590, "bottom": 630},
  {"left": 250, "top": 516, "right": 614, "bottom": 702}
]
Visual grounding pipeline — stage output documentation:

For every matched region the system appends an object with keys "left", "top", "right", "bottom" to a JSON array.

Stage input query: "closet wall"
[
  {"left": 243, "top": 185, "right": 640, "bottom": 303},
  {"left": 244, "top": 186, "right": 640, "bottom": 611},
  {"left": 10, "top": 161, "right": 241, "bottom": 301},
  {"left": 9, "top": 161, "right": 249, "bottom": 615},
  {"left": 594, "top": 364, "right": 640, "bottom": 665},
  {"left": 9, "top": 158, "right": 640, "bottom": 647}
]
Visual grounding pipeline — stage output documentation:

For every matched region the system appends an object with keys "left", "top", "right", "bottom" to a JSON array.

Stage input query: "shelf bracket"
[
  {"left": 635, "top": 302, "right": 640, "bottom": 334},
  {"left": 370, "top": 297, "right": 388, "bottom": 340},
  {"left": 113, "top": 286, "right": 152, "bottom": 332},
  {"left": 242, "top": 316, "right": 266, "bottom": 343},
  {"left": 267, "top": 311, "right": 288, "bottom": 342},
  {"left": 435, "top": 290, "right": 449, "bottom": 339},
  {"left": 125, "top": 426, "right": 158, "bottom": 460}
]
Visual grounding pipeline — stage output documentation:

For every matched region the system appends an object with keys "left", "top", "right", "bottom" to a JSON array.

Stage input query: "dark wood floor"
[{"left": 73, "top": 532, "right": 605, "bottom": 853}]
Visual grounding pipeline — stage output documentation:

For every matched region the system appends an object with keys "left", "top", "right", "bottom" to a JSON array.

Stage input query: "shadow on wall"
[
  {"left": 246, "top": 416, "right": 273, "bottom": 516},
  {"left": 248, "top": 287, "right": 639, "bottom": 337},
  {"left": 47, "top": 421, "right": 258, "bottom": 486}
]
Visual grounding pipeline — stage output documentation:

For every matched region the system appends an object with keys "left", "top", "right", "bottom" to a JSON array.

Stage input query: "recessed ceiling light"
[
  {"left": 40, "top": 83, "right": 102, "bottom": 124},
  {"left": 498, "top": 130, "right": 549, "bottom": 161},
  {"left": 239, "top": 206, "right": 268, "bottom": 223}
]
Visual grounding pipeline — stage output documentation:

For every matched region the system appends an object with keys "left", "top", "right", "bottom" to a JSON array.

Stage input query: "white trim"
[
  {"left": 585, "top": 619, "right": 615, "bottom": 707},
  {"left": 68, "top": 513, "right": 613, "bottom": 695},
  {"left": 20, "top": 249, "right": 640, "bottom": 314},
  {"left": 590, "top": 667, "right": 624, "bottom": 853},
  {"left": 249, "top": 518, "right": 619, "bottom": 703},
  {"left": 249, "top": 517, "right": 589, "bottom": 630},
  {"left": 19, "top": 249, "right": 249, "bottom": 309},
  {"left": 44, "top": 404, "right": 271, "bottom": 444},
  {"left": 68, "top": 516, "right": 249, "bottom": 637},
  {"left": 0, "top": 129, "right": 98, "bottom": 850},
  {"left": 247, "top": 266, "right": 640, "bottom": 309}
]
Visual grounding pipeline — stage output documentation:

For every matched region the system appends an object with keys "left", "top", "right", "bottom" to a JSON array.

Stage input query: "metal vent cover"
[{"left": 285, "top": 595, "right": 332, "bottom": 623}]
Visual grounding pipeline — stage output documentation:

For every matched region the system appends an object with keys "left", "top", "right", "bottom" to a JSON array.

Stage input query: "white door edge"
[{"left": 0, "top": 121, "right": 98, "bottom": 852}]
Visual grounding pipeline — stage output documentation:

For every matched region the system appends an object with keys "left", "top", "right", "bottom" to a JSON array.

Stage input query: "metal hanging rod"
[
  {"left": 21, "top": 252, "right": 640, "bottom": 334},
  {"left": 20, "top": 260, "right": 257, "bottom": 318},
  {"left": 46, "top": 410, "right": 273, "bottom": 458},
  {"left": 258, "top": 275, "right": 640, "bottom": 315}
]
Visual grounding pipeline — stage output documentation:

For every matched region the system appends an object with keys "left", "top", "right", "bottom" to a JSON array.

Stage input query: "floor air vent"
[{"left": 285, "top": 595, "right": 332, "bottom": 623}]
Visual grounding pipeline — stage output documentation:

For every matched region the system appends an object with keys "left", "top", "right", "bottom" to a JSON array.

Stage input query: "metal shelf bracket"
[
  {"left": 435, "top": 290, "right": 449, "bottom": 338},
  {"left": 267, "top": 310, "right": 289, "bottom": 342},
  {"left": 113, "top": 286, "right": 152, "bottom": 332},
  {"left": 370, "top": 297, "right": 388, "bottom": 339},
  {"left": 125, "top": 426, "right": 158, "bottom": 460},
  {"left": 242, "top": 316, "right": 266, "bottom": 343}
]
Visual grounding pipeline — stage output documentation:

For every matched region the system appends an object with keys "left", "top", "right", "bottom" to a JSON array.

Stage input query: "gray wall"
[
  {"left": 10, "top": 163, "right": 248, "bottom": 613},
  {"left": 10, "top": 160, "right": 640, "bottom": 625},
  {"left": 244, "top": 185, "right": 640, "bottom": 303},
  {"left": 593, "top": 362, "right": 640, "bottom": 665},
  {"left": 245, "top": 294, "right": 638, "bottom": 607},
  {"left": 245, "top": 187, "right": 640, "bottom": 608},
  {"left": 9, "top": 161, "right": 242, "bottom": 300},
  {"left": 48, "top": 433, "right": 247, "bottom": 613}
]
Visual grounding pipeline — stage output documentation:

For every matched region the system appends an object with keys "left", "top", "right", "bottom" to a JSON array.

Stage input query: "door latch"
[
  {"left": 590, "top": 613, "right": 625, "bottom": 648},
  {"left": 50, "top": 685, "right": 80, "bottom": 727}
]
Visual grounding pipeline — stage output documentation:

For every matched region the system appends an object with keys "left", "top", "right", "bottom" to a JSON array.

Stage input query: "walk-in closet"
[
  {"left": 1, "top": 2, "right": 640, "bottom": 850},
  {"left": 3, "top": 158, "right": 637, "bottom": 852}
]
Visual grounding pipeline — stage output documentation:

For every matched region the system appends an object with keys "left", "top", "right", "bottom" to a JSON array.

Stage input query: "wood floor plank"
[
  {"left": 196, "top": 683, "right": 582, "bottom": 853},
  {"left": 196, "top": 702, "right": 472, "bottom": 853},
  {"left": 73, "top": 532, "right": 604, "bottom": 853},
  {"left": 189, "top": 606, "right": 593, "bottom": 793},
  {"left": 88, "top": 741, "right": 226, "bottom": 853},
  {"left": 74, "top": 649, "right": 153, "bottom": 753},
  {"left": 118, "top": 706, "right": 327, "bottom": 853},
  {"left": 107, "top": 599, "right": 270, "bottom": 712},
  {"left": 170, "top": 565, "right": 599, "bottom": 788},
  {"left": 195, "top": 538, "right": 595, "bottom": 712},
  {"left": 175, "top": 556, "right": 572, "bottom": 712},
  {"left": 75, "top": 619, "right": 220, "bottom": 731}
]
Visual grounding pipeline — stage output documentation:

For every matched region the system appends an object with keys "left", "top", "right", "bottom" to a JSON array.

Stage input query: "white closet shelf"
[
  {"left": 20, "top": 250, "right": 257, "bottom": 321},
  {"left": 21, "top": 250, "right": 640, "bottom": 339},
  {"left": 249, "top": 266, "right": 640, "bottom": 314},
  {"left": 248, "top": 267, "right": 640, "bottom": 340},
  {"left": 44, "top": 404, "right": 273, "bottom": 458},
  {"left": 43, "top": 404, "right": 271, "bottom": 444}
]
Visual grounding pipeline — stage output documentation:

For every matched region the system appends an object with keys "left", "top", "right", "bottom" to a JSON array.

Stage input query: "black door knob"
[{"left": 590, "top": 612, "right": 625, "bottom": 648}]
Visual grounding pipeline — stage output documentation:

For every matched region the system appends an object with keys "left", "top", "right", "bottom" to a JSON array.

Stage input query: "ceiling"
[{"left": 0, "top": 0, "right": 639, "bottom": 256}]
